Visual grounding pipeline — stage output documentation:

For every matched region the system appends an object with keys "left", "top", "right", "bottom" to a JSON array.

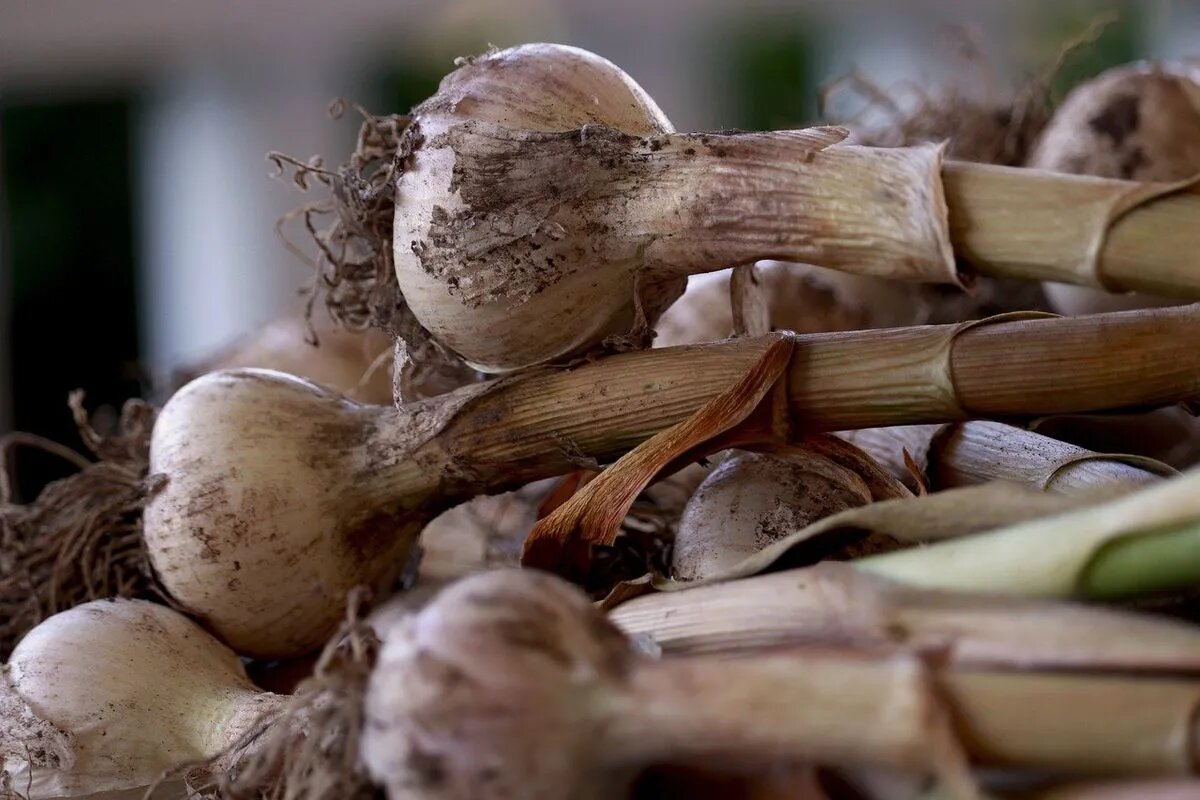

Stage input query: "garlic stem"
[
  {"left": 1081, "top": 519, "right": 1200, "bottom": 600},
  {"left": 609, "top": 562, "right": 1200, "bottom": 670},
  {"left": 616, "top": 653, "right": 1200, "bottom": 777}
]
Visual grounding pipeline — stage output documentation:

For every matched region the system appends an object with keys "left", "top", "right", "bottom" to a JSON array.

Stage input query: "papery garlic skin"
[
  {"left": 1030, "top": 62, "right": 1200, "bottom": 315},
  {"left": 671, "top": 451, "right": 872, "bottom": 581},
  {"left": 394, "top": 43, "right": 683, "bottom": 374},
  {"left": 1, "top": 600, "right": 279, "bottom": 798},
  {"left": 145, "top": 369, "right": 437, "bottom": 658}
]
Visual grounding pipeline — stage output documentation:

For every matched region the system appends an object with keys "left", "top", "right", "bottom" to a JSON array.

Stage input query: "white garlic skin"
[
  {"left": 1030, "top": 61, "right": 1200, "bottom": 315},
  {"left": 1, "top": 599, "right": 277, "bottom": 798},
  {"left": 671, "top": 451, "right": 872, "bottom": 581},
  {"left": 144, "top": 369, "right": 432, "bottom": 658},
  {"left": 393, "top": 43, "right": 682, "bottom": 374}
]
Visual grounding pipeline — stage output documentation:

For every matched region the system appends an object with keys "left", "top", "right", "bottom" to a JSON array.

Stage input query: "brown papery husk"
[
  {"left": 268, "top": 101, "right": 472, "bottom": 397},
  {"left": 0, "top": 394, "right": 161, "bottom": 660},
  {"left": 191, "top": 591, "right": 379, "bottom": 800},
  {"left": 172, "top": 313, "right": 399, "bottom": 406}
]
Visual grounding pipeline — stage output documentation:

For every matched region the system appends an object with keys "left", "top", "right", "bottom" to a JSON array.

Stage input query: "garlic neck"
[{"left": 207, "top": 689, "right": 288, "bottom": 772}]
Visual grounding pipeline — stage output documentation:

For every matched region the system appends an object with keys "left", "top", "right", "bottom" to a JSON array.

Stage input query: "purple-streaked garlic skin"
[
  {"left": 361, "top": 569, "right": 639, "bottom": 800},
  {"left": 1030, "top": 61, "right": 1200, "bottom": 315}
]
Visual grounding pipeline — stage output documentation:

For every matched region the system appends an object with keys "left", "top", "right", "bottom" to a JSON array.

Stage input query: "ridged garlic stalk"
[{"left": 1, "top": 600, "right": 281, "bottom": 798}]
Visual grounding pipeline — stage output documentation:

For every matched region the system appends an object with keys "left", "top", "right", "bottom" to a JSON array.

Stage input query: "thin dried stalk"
[
  {"left": 858, "top": 466, "right": 1200, "bottom": 599},
  {"left": 841, "top": 420, "right": 1175, "bottom": 494},
  {"left": 608, "top": 562, "right": 1200, "bottom": 672},
  {"left": 621, "top": 648, "right": 1200, "bottom": 778}
]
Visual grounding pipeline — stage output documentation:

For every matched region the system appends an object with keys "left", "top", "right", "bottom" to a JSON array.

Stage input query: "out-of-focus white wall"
[{"left": 136, "top": 60, "right": 364, "bottom": 377}]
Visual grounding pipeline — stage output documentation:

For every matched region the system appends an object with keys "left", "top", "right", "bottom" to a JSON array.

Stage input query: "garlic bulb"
[
  {"left": 671, "top": 450, "right": 873, "bottom": 581},
  {"left": 144, "top": 369, "right": 442, "bottom": 658},
  {"left": 394, "top": 43, "right": 684, "bottom": 374},
  {"left": 176, "top": 314, "right": 396, "bottom": 405},
  {"left": 1029, "top": 61, "right": 1200, "bottom": 315},
  {"left": 393, "top": 43, "right": 956, "bottom": 372},
  {"left": 1, "top": 599, "right": 280, "bottom": 798},
  {"left": 139, "top": 310, "right": 1200, "bottom": 658}
]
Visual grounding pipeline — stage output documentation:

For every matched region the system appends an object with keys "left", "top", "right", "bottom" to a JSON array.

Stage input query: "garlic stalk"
[
  {"left": 360, "top": 569, "right": 1200, "bottom": 800},
  {"left": 145, "top": 308, "right": 1200, "bottom": 658},
  {"left": 0, "top": 599, "right": 281, "bottom": 798},
  {"left": 1029, "top": 61, "right": 1200, "bottom": 316},
  {"left": 377, "top": 43, "right": 1200, "bottom": 371},
  {"left": 610, "top": 562, "right": 1200, "bottom": 668},
  {"left": 840, "top": 421, "right": 1174, "bottom": 494}
]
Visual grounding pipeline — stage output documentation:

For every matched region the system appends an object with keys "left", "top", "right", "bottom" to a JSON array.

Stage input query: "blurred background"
[{"left": 0, "top": 0, "right": 1196, "bottom": 495}]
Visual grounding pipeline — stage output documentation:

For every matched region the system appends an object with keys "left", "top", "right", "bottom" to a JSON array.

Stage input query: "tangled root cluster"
[
  {"left": 269, "top": 102, "right": 473, "bottom": 399},
  {"left": 820, "top": 18, "right": 1114, "bottom": 166},
  {"left": 0, "top": 394, "right": 161, "bottom": 659}
]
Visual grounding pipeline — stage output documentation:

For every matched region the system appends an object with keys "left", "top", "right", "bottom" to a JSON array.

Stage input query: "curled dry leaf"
[{"left": 521, "top": 333, "right": 796, "bottom": 579}]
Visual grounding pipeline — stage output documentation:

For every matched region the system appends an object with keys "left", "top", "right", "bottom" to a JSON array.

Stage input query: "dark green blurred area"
[
  {"left": 1, "top": 97, "right": 142, "bottom": 500},
  {"left": 0, "top": 5, "right": 1165, "bottom": 500}
]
